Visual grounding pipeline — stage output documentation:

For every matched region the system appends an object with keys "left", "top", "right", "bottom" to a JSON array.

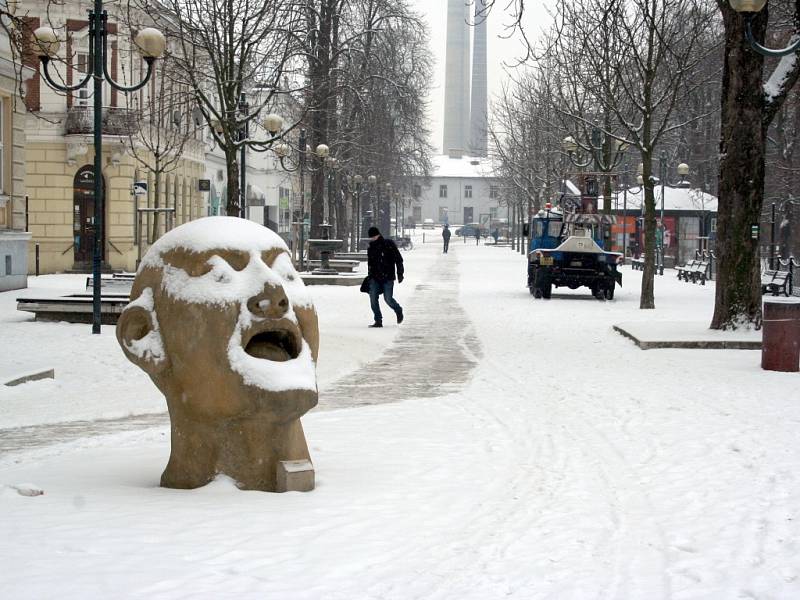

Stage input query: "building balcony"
[{"left": 65, "top": 106, "right": 140, "bottom": 137}]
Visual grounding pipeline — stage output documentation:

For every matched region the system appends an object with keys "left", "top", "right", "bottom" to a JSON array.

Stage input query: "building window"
[
  {"left": 77, "top": 52, "right": 89, "bottom": 74},
  {"left": 413, "top": 184, "right": 421, "bottom": 198},
  {"left": 489, "top": 186, "right": 499, "bottom": 199},
  {"left": 413, "top": 206, "right": 422, "bottom": 222},
  {"left": 464, "top": 185, "right": 472, "bottom": 199},
  {"left": 438, "top": 206, "right": 449, "bottom": 222},
  {"left": 439, "top": 184, "right": 447, "bottom": 198},
  {"left": 490, "top": 207, "right": 498, "bottom": 219}
]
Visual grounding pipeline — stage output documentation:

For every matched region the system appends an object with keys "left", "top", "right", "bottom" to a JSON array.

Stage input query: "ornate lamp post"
[
  {"left": 323, "top": 155, "right": 338, "bottom": 230},
  {"left": 729, "top": 0, "right": 800, "bottom": 56},
  {"left": 562, "top": 129, "right": 627, "bottom": 249},
  {"left": 657, "top": 152, "right": 690, "bottom": 275},
  {"left": 234, "top": 94, "right": 283, "bottom": 220},
  {"left": 273, "top": 132, "right": 331, "bottom": 269},
  {"left": 34, "top": 9, "right": 165, "bottom": 334},
  {"left": 621, "top": 173, "right": 645, "bottom": 258},
  {"left": 352, "top": 174, "right": 363, "bottom": 251}
]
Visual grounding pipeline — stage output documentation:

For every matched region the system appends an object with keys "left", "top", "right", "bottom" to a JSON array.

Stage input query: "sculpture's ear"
[{"left": 116, "top": 303, "right": 168, "bottom": 376}]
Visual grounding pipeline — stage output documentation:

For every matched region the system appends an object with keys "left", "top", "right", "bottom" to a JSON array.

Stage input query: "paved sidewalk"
[
  {"left": 320, "top": 249, "right": 480, "bottom": 409},
  {"left": 0, "top": 249, "right": 479, "bottom": 454}
]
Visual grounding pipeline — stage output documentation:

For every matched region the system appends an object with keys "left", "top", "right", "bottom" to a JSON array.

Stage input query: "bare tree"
[
  {"left": 712, "top": 0, "right": 800, "bottom": 329},
  {"left": 121, "top": 55, "right": 199, "bottom": 241},
  {"left": 132, "top": 0, "right": 305, "bottom": 217},
  {"left": 538, "top": 0, "right": 716, "bottom": 309}
]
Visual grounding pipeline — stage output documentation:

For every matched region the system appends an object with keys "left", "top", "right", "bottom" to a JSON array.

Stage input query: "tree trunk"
[
  {"left": 640, "top": 157, "right": 657, "bottom": 309},
  {"left": 225, "top": 149, "right": 241, "bottom": 217},
  {"left": 711, "top": 7, "right": 767, "bottom": 330}
]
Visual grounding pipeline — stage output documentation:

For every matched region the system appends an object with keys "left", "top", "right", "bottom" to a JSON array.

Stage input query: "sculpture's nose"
[{"left": 247, "top": 283, "right": 289, "bottom": 318}]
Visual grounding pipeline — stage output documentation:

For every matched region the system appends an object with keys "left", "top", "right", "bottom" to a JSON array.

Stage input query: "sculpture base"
[{"left": 277, "top": 460, "right": 315, "bottom": 492}]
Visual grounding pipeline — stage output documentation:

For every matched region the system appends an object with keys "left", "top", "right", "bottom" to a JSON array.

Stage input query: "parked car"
[
  {"left": 455, "top": 223, "right": 482, "bottom": 237},
  {"left": 422, "top": 218, "right": 435, "bottom": 229}
]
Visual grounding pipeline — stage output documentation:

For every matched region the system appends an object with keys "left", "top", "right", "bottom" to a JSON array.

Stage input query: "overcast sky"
[{"left": 409, "top": 0, "right": 555, "bottom": 155}]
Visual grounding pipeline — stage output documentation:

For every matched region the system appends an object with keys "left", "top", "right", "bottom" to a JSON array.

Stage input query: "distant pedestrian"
[
  {"left": 365, "top": 226, "right": 404, "bottom": 328},
  {"left": 475, "top": 227, "right": 481, "bottom": 245},
  {"left": 492, "top": 228, "right": 499, "bottom": 244},
  {"left": 442, "top": 224, "right": 451, "bottom": 253}
]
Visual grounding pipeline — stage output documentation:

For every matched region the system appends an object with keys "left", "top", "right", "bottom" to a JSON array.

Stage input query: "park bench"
[
  {"left": 631, "top": 257, "right": 645, "bottom": 271},
  {"left": 676, "top": 260, "right": 699, "bottom": 281},
  {"left": 676, "top": 260, "right": 709, "bottom": 284},
  {"left": 85, "top": 276, "right": 134, "bottom": 292},
  {"left": 761, "top": 269, "right": 792, "bottom": 297}
]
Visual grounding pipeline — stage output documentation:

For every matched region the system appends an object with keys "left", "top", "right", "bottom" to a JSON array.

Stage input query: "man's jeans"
[{"left": 369, "top": 278, "right": 402, "bottom": 322}]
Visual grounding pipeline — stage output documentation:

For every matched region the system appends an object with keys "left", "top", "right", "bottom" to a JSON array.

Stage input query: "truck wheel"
[
  {"left": 542, "top": 281, "right": 552, "bottom": 299},
  {"left": 533, "top": 287, "right": 542, "bottom": 298}
]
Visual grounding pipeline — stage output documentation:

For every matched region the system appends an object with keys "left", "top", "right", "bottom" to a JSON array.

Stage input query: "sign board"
[
  {"left": 751, "top": 224, "right": 760, "bottom": 239},
  {"left": 198, "top": 179, "right": 211, "bottom": 192},
  {"left": 133, "top": 181, "right": 148, "bottom": 196}
]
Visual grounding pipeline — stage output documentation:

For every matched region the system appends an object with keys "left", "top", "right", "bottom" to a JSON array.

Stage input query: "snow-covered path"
[
  {"left": 1, "top": 238, "right": 799, "bottom": 599},
  {"left": 322, "top": 249, "right": 479, "bottom": 408}
]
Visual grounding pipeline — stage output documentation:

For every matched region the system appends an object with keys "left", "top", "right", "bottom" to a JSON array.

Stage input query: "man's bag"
[{"left": 360, "top": 276, "right": 371, "bottom": 293}]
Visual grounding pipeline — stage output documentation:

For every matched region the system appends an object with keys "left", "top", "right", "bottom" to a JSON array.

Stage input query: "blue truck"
[{"left": 527, "top": 204, "right": 623, "bottom": 299}]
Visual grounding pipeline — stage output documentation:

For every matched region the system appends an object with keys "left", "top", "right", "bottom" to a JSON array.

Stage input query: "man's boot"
[
  {"left": 369, "top": 321, "right": 383, "bottom": 328},
  {"left": 396, "top": 307, "right": 404, "bottom": 324}
]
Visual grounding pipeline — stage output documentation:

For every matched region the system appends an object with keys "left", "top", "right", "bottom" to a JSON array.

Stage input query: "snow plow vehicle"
[{"left": 527, "top": 204, "right": 623, "bottom": 300}]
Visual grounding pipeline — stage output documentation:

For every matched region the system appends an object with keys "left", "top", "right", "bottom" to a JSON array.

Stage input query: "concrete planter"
[{"left": 0, "top": 231, "right": 32, "bottom": 292}]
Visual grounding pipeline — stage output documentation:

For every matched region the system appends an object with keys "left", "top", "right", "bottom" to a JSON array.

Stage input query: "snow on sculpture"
[{"left": 116, "top": 217, "right": 318, "bottom": 492}]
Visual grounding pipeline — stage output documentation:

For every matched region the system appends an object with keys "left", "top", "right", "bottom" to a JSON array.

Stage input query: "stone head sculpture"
[{"left": 116, "top": 217, "right": 319, "bottom": 492}]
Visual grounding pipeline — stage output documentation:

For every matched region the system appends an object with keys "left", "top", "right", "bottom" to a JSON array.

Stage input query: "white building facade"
[{"left": 411, "top": 153, "right": 501, "bottom": 227}]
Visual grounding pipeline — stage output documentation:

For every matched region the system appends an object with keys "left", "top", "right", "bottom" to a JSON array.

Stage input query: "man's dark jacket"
[
  {"left": 368, "top": 236, "right": 404, "bottom": 282},
  {"left": 442, "top": 227, "right": 451, "bottom": 240}
]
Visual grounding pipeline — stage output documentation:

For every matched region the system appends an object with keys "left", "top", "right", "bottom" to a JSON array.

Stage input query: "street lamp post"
[
  {"left": 352, "top": 174, "right": 363, "bottom": 251},
  {"left": 621, "top": 173, "right": 645, "bottom": 258},
  {"left": 274, "top": 133, "right": 330, "bottom": 268},
  {"left": 323, "top": 155, "right": 338, "bottom": 228},
  {"left": 562, "top": 129, "right": 627, "bottom": 249},
  {"left": 658, "top": 151, "right": 690, "bottom": 275},
  {"left": 730, "top": 0, "right": 800, "bottom": 56},
  {"left": 238, "top": 94, "right": 249, "bottom": 219},
  {"left": 34, "top": 9, "right": 165, "bottom": 334}
]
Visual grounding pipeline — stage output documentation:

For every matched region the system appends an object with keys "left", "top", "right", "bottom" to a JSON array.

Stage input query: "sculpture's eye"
[
  {"left": 270, "top": 252, "right": 296, "bottom": 281},
  {"left": 215, "top": 250, "right": 249, "bottom": 271},
  {"left": 261, "top": 248, "right": 283, "bottom": 267}
]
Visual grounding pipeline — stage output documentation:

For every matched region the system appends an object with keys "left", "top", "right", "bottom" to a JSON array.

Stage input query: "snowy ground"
[{"left": 1, "top": 230, "right": 799, "bottom": 599}]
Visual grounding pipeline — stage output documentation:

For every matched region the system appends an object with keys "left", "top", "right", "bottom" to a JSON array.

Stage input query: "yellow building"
[{"left": 21, "top": 1, "right": 206, "bottom": 274}]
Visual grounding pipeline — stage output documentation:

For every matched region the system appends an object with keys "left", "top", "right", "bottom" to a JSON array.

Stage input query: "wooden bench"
[
  {"left": 676, "top": 260, "right": 699, "bottom": 281},
  {"left": 86, "top": 277, "right": 134, "bottom": 292},
  {"left": 676, "top": 260, "right": 709, "bottom": 284},
  {"left": 631, "top": 257, "right": 645, "bottom": 271},
  {"left": 761, "top": 269, "right": 792, "bottom": 296}
]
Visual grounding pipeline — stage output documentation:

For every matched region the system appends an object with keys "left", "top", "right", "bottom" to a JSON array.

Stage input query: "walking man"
[
  {"left": 475, "top": 226, "right": 481, "bottom": 245},
  {"left": 366, "top": 226, "right": 404, "bottom": 328},
  {"left": 442, "top": 224, "right": 451, "bottom": 253}
]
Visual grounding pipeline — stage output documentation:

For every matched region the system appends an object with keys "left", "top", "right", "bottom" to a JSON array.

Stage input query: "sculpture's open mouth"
[{"left": 244, "top": 327, "right": 301, "bottom": 362}]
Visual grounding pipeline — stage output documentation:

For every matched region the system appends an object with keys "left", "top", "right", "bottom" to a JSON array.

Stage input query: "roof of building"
[
  {"left": 611, "top": 186, "right": 718, "bottom": 213},
  {"left": 431, "top": 154, "right": 498, "bottom": 179}
]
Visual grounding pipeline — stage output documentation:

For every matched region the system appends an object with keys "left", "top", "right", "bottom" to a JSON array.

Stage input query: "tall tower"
[
  {"left": 442, "top": 0, "right": 471, "bottom": 155},
  {"left": 470, "top": 0, "right": 488, "bottom": 157}
]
